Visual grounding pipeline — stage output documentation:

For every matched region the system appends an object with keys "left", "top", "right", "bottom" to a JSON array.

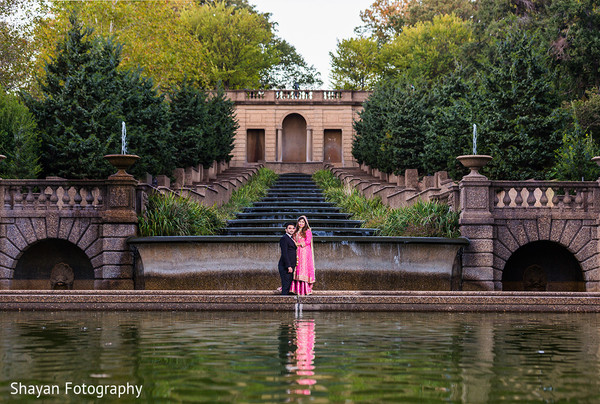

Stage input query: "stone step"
[
  {"left": 235, "top": 212, "right": 352, "bottom": 220},
  {"left": 268, "top": 186, "right": 321, "bottom": 191},
  {"left": 253, "top": 201, "right": 334, "bottom": 207},
  {"left": 267, "top": 191, "right": 322, "bottom": 197},
  {"left": 244, "top": 206, "right": 341, "bottom": 213},
  {"left": 260, "top": 196, "right": 326, "bottom": 202},
  {"left": 224, "top": 227, "right": 377, "bottom": 236},
  {"left": 226, "top": 218, "right": 364, "bottom": 228}
]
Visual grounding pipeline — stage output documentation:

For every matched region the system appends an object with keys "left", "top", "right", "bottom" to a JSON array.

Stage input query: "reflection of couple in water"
[
  {"left": 278, "top": 215, "right": 316, "bottom": 295},
  {"left": 278, "top": 318, "right": 316, "bottom": 396}
]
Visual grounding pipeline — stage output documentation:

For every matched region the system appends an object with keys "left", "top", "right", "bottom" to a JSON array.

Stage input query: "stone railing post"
[{"left": 457, "top": 155, "right": 495, "bottom": 291}]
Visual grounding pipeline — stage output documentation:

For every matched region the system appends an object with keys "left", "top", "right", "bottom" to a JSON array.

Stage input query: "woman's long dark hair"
[{"left": 294, "top": 215, "right": 311, "bottom": 239}]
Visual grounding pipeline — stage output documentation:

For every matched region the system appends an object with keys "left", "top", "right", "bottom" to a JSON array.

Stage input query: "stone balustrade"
[
  {"left": 226, "top": 90, "right": 370, "bottom": 104},
  {"left": 3, "top": 180, "right": 106, "bottom": 212},
  {"left": 491, "top": 181, "right": 597, "bottom": 212}
]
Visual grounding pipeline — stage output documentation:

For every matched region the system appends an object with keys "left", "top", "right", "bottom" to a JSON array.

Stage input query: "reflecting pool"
[{"left": 1, "top": 311, "right": 600, "bottom": 403}]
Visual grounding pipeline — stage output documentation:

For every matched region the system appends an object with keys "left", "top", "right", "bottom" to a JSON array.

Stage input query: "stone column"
[
  {"left": 98, "top": 168, "right": 138, "bottom": 290},
  {"left": 459, "top": 173, "right": 495, "bottom": 291},
  {"left": 276, "top": 128, "right": 282, "bottom": 162},
  {"left": 306, "top": 128, "right": 313, "bottom": 162}
]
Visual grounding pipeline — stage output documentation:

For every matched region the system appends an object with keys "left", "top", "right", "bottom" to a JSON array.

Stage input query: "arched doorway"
[
  {"left": 502, "top": 241, "right": 585, "bottom": 291},
  {"left": 282, "top": 113, "right": 307, "bottom": 162},
  {"left": 13, "top": 239, "right": 94, "bottom": 289}
]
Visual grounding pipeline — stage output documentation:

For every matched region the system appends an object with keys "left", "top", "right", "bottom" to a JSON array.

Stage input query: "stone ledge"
[{"left": 2, "top": 290, "right": 600, "bottom": 312}]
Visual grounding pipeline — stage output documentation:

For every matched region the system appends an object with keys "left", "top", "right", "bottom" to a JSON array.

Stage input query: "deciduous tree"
[
  {"left": 184, "top": 1, "right": 277, "bottom": 89},
  {"left": 0, "top": 90, "right": 40, "bottom": 178},
  {"left": 330, "top": 37, "right": 381, "bottom": 90},
  {"left": 381, "top": 14, "right": 473, "bottom": 82}
]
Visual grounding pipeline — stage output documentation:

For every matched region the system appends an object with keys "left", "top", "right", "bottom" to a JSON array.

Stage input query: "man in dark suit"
[{"left": 278, "top": 222, "right": 297, "bottom": 295}]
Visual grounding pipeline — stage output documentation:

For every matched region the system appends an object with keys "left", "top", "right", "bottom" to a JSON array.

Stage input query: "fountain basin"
[{"left": 128, "top": 236, "right": 469, "bottom": 291}]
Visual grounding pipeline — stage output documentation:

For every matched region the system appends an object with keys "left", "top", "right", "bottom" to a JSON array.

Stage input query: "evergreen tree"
[
  {"left": 22, "top": 14, "right": 173, "bottom": 179},
  {"left": 551, "top": 125, "right": 599, "bottom": 181},
  {"left": 169, "top": 80, "right": 237, "bottom": 169},
  {"left": 169, "top": 78, "right": 210, "bottom": 168},
  {"left": 423, "top": 70, "right": 475, "bottom": 178},
  {"left": 207, "top": 85, "right": 237, "bottom": 165},
  {"left": 353, "top": 77, "right": 431, "bottom": 174},
  {"left": 474, "top": 28, "right": 571, "bottom": 180}
]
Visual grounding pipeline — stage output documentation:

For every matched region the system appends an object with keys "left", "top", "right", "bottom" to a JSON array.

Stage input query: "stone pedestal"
[{"left": 458, "top": 155, "right": 495, "bottom": 290}]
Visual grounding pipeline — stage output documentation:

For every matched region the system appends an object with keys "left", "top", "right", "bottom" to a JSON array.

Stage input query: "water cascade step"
[{"left": 224, "top": 173, "right": 377, "bottom": 237}]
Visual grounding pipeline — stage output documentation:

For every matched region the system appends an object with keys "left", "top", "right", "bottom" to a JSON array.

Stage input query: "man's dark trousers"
[{"left": 278, "top": 234, "right": 296, "bottom": 295}]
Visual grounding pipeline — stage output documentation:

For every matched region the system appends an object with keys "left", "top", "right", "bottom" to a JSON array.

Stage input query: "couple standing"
[{"left": 278, "top": 215, "right": 315, "bottom": 295}]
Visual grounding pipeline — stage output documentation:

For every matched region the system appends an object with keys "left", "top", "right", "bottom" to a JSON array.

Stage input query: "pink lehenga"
[{"left": 290, "top": 226, "right": 315, "bottom": 295}]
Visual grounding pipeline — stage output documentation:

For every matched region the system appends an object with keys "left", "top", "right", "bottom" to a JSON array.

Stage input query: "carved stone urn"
[
  {"left": 104, "top": 154, "right": 139, "bottom": 179},
  {"left": 456, "top": 155, "right": 493, "bottom": 178}
]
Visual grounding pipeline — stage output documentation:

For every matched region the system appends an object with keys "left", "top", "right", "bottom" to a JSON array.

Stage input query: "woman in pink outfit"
[{"left": 290, "top": 215, "right": 315, "bottom": 295}]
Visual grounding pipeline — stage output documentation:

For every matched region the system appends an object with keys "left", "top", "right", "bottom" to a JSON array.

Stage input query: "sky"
[{"left": 250, "top": 0, "right": 374, "bottom": 88}]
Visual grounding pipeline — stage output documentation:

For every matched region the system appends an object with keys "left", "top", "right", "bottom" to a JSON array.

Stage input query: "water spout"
[
  {"left": 472, "top": 124, "right": 477, "bottom": 155},
  {"left": 121, "top": 121, "right": 127, "bottom": 154}
]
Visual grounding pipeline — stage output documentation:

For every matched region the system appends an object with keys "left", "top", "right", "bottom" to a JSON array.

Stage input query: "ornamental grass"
[
  {"left": 138, "top": 193, "right": 223, "bottom": 236},
  {"left": 138, "top": 168, "right": 278, "bottom": 236},
  {"left": 378, "top": 199, "right": 460, "bottom": 238},
  {"left": 313, "top": 169, "right": 460, "bottom": 238}
]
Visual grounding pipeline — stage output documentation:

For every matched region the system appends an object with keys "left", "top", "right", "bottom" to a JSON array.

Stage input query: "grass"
[
  {"left": 138, "top": 167, "right": 278, "bottom": 236},
  {"left": 313, "top": 169, "right": 460, "bottom": 238}
]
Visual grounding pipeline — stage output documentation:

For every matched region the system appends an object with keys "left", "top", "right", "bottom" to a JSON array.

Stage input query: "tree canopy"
[
  {"left": 345, "top": 0, "right": 600, "bottom": 180},
  {"left": 14, "top": 0, "right": 320, "bottom": 92}
]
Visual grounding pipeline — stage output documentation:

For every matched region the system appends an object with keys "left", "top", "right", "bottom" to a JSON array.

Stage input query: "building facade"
[{"left": 226, "top": 90, "right": 370, "bottom": 168}]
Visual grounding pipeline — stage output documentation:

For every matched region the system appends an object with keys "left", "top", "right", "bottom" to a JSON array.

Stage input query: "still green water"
[{"left": 0, "top": 311, "right": 599, "bottom": 403}]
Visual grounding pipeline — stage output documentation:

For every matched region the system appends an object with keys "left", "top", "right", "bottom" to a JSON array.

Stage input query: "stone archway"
[
  {"left": 282, "top": 113, "right": 307, "bottom": 162},
  {"left": 13, "top": 238, "right": 94, "bottom": 290},
  {"left": 502, "top": 241, "right": 585, "bottom": 291}
]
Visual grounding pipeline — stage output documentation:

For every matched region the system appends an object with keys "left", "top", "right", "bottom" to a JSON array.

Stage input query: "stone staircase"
[{"left": 224, "top": 173, "right": 376, "bottom": 237}]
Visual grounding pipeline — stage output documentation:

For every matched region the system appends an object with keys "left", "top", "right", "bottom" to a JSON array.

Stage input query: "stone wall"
[
  {"left": 0, "top": 174, "right": 138, "bottom": 289},
  {"left": 130, "top": 236, "right": 467, "bottom": 291}
]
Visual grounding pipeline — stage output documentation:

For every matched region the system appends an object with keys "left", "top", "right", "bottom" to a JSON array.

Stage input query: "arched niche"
[
  {"left": 13, "top": 238, "right": 94, "bottom": 290},
  {"left": 282, "top": 113, "right": 307, "bottom": 162},
  {"left": 502, "top": 241, "right": 584, "bottom": 291}
]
